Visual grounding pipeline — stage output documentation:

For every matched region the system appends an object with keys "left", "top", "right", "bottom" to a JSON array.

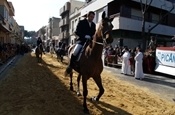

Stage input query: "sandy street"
[{"left": 0, "top": 53, "right": 174, "bottom": 115}]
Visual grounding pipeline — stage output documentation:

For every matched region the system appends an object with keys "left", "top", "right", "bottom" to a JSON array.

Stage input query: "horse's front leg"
[
  {"left": 77, "top": 74, "right": 81, "bottom": 96},
  {"left": 82, "top": 76, "right": 89, "bottom": 113},
  {"left": 91, "top": 75, "right": 104, "bottom": 101},
  {"left": 69, "top": 71, "right": 74, "bottom": 91}
]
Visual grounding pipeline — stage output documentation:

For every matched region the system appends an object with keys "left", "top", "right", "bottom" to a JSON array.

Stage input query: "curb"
[{"left": 0, "top": 56, "right": 16, "bottom": 75}]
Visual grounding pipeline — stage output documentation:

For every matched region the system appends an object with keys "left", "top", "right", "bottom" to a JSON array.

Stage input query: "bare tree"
[
  {"left": 147, "top": 2, "right": 174, "bottom": 39},
  {"left": 140, "top": 0, "right": 174, "bottom": 50},
  {"left": 140, "top": 0, "right": 153, "bottom": 50}
]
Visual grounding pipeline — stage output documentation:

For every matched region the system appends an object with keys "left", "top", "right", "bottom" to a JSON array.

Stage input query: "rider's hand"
[{"left": 85, "top": 35, "right": 91, "bottom": 40}]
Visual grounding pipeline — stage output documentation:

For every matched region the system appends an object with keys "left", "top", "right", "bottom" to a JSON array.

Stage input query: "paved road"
[
  {"left": 104, "top": 65, "right": 175, "bottom": 103},
  {"left": 65, "top": 54, "right": 175, "bottom": 103}
]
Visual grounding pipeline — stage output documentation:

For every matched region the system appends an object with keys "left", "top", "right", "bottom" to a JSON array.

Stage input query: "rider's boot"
[{"left": 69, "top": 54, "right": 76, "bottom": 68}]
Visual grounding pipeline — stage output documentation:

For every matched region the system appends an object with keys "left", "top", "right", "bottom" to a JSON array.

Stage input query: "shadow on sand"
[
  {"left": 87, "top": 98, "right": 132, "bottom": 115},
  {"left": 0, "top": 53, "right": 132, "bottom": 115}
]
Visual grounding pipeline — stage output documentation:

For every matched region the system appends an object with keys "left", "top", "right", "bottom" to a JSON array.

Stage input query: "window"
[
  {"left": 72, "top": 20, "right": 74, "bottom": 32},
  {"left": 151, "top": 13, "right": 159, "bottom": 23},
  {"left": 4, "top": 7, "right": 8, "bottom": 20},
  {"left": 75, "top": 19, "right": 78, "bottom": 28},
  {"left": 0, "top": 5, "right": 4, "bottom": 17},
  {"left": 131, "top": 9, "right": 142, "bottom": 20}
]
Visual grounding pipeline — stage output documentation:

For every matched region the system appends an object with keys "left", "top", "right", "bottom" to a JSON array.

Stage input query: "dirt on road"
[{"left": 0, "top": 53, "right": 174, "bottom": 115}]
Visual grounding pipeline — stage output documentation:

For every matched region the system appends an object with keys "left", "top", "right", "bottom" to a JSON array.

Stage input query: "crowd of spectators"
[
  {"left": 104, "top": 44, "right": 156, "bottom": 74},
  {"left": 0, "top": 43, "right": 31, "bottom": 65}
]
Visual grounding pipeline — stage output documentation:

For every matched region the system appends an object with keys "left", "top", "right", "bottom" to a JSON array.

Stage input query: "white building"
[
  {"left": 45, "top": 17, "right": 61, "bottom": 47},
  {"left": 69, "top": 7, "right": 84, "bottom": 45},
  {"left": 59, "top": 0, "right": 85, "bottom": 45},
  {"left": 81, "top": 0, "right": 175, "bottom": 48}
]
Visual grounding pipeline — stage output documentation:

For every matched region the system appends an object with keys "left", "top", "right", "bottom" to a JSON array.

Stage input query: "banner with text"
[{"left": 156, "top": 49, "right": 175, "bottom": 67}]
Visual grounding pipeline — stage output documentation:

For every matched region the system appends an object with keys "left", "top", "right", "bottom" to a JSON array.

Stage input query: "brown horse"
[
  {"left": 64, "top": 11, "right": 114, "bottom": 113},
  {"left": 35, "top": 43, "right": 43, "bottom": 63}
]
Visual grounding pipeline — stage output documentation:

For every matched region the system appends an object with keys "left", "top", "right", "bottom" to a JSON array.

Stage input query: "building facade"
[
  {"left": 59, "top": 0, "right": 84, "bottom": 45},
  {"left": 48, "top": 17, "right": 61, "bottom": 46},
  {"left": 69, "top": 7, "right": 84, "bottom": 45},
  {"left": 0, "top": 0, "right": 23, "bottom": 44},
  {"left": 81, "top": 0, "right": 175, "bottom": 48}
]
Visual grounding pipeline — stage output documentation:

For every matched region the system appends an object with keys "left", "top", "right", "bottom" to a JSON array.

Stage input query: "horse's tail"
[
  {"left": 64, "top": 67, "right": 72, "bottom": 77},
  {"left": 64, "top": 44, "right": 75, "bottom": 77}
]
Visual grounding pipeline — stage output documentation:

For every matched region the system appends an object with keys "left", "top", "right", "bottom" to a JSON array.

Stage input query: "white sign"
[{"left": 156, "top": 49, "right": 175, "bottom": 67}]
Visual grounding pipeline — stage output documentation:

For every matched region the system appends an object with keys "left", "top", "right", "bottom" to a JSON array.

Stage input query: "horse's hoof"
[
  {"left": 77, "top": 92, "right": 81, "bottom": 96},
  {"left": 91, "top": 96, "right": 99, "bottom": 102},
  {"left": 83, "top": 108, "right": 89, "bottom": 114},
  {"left": 70, "top": 87, "right": 74, "bottom": 91}
]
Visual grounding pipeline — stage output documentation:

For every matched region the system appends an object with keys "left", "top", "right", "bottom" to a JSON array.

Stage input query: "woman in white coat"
[
  {"left": 121, "top": 47, "right": 131, "bottom": 75},
  {"left": 134, "top": 47, "right": 144, "bottom": 80}
]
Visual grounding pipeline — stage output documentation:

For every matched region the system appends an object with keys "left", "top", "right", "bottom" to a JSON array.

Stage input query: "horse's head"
[{"left": 96, "top": 11, "right": 114, "bottom": 45}]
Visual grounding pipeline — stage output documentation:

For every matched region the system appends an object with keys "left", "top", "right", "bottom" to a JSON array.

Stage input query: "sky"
[{"left": 9, "top": 0, "right": 84, "bottom": 31}]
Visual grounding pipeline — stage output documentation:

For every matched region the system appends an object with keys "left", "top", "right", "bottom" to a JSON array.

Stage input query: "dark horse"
[
  {"left": 64, "top": 11, "right": 114, "bottom": 113},
  {"left": 35, "top": 43, "right": 44, "bottom": 62},
  {"left": 55, "top": 47, "right": 66, "bottom": 62}
]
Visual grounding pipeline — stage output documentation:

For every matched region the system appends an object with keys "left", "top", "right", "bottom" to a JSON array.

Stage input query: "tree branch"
[
  {"left": 149, "top": 5, "right": 174, "bottom": 32},
  {"left": 145, "top": 0, "right": 153, "bottom": 11},
  {"left": 140, "top": 0, "right": 144, "bottom": 13}
]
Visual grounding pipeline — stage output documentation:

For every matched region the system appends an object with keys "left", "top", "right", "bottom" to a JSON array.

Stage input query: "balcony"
[
  {"left": 59, "top": 2, "right": 70, "bottom": 16},
  {"left": 59, "top": 6, "right": 65, "bottom": 16},
  {"left": 111, "top": 15, "right": 175, "bottom": 36},
  {"left": 63, "top": 17, "right": 69, "bottom": 25},
  {"left": 59, "top": 19, "right": 64, "bottom": 27}
]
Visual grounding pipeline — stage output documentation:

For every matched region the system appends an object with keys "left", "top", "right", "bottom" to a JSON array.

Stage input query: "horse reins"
[
  {"left": 92, "top": 40, "right": 104, "bottom": 45},
  {"left": 91, "top": 29, "right": 109, "bottom": 46}
]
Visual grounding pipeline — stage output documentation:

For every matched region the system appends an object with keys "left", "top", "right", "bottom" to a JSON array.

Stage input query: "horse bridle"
[{"left": 92, "top": 30, "right": 110, "bottom": 47}]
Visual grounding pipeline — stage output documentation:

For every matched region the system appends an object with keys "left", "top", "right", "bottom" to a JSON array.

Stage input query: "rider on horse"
[
  {"left": 67, "top": 11, "right": 96, "bottom": 70},
  {"left": 37, "top": 37, "right": 42, "bottom": 46},
  {"left": 56, "top": 41, "right": 66, "bottom": 56},
  {"left": 37, "top": 37, "right": 45, "bottom": 53}
]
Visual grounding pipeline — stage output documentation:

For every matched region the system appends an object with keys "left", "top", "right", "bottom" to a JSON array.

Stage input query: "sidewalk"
[
  {"left": 0, "top": 55, "right": 22, "bottom": 80},
  {"left": 0, "top": 57, "right": 16, "bottom": 74}
]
